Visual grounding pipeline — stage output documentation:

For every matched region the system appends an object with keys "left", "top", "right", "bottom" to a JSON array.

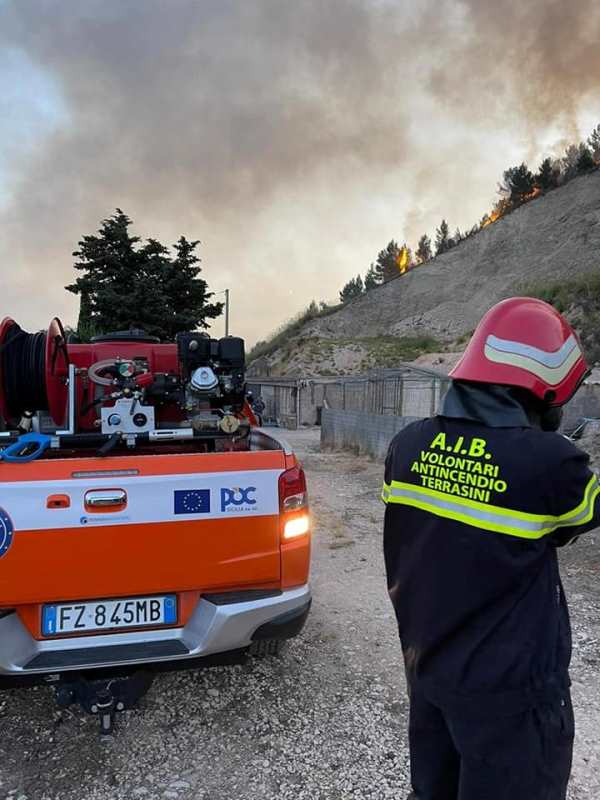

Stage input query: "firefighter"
[{"left": 382, "top": 297, "right": 600, "bottom": 800}]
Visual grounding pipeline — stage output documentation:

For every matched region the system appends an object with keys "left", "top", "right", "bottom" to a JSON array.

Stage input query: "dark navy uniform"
[{"left": 383, "top": 385, "right": 600, "bottom": 800}]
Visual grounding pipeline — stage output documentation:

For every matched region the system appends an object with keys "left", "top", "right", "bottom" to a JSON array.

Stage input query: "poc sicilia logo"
[{"left": 220, "top": 486, "right": 257, "bottom": 512}]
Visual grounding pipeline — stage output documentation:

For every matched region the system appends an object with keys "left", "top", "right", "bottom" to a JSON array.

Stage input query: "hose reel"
[{"left": 0, "top": 317, "right": 70, "bottom": 426}]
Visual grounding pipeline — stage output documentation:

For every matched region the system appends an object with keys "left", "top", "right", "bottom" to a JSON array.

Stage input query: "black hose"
[
  {"left": 97, "top": 433, "right": 120, "bottom": 458},
  {"left": 0, "top": 323, "right": 48, "bottom": 419},
  {"left": 80, "top": 396, "right": 106, "bottom": 416}
]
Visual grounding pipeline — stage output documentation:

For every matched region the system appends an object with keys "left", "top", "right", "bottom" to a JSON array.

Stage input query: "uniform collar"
[{"left": 440, "top": 381, "right": 532, "bottom": 428}]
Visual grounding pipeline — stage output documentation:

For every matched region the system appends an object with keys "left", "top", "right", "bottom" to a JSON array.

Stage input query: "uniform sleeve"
[
  {"left": 549, "top": 442, "right": 600, "bottom": 547},
  {"left": 382, "top": 441, "right": 393, "bottom": 503}
]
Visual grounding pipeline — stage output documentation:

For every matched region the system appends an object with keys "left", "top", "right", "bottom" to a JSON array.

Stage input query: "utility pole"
[{"left": 215, "top": 289, "right": 231, "bottom": 336}]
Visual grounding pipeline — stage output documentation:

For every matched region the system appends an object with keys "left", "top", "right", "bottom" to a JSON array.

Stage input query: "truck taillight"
[
  {"left": 279, "top": 466, "right": 310, "bottom": 540},
  {"left": 279, "top": 465, "right": 308, "bottom": 513},
  {"left": 283, "top": 515, "right": 310, "bottom": 539}
]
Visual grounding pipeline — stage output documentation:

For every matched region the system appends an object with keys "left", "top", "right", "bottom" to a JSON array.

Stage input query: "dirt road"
[{"left": 1, "top": 428, "right": 599, "bottom": 800}]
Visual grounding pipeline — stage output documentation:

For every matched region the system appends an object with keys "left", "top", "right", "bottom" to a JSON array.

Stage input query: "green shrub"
[
  {"left": 521, "top": 269, "right": 600, "bottom": 362},
  {"left": 356, "top": 335, "right": 441, "bottom": 366},
  {"left": 248, "top": 301, "right": 343, "bottom": 361}
]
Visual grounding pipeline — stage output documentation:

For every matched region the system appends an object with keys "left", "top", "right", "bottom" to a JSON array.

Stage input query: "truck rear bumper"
[{"left": 0, "top": 584, "right": 311, "bottom": 678}]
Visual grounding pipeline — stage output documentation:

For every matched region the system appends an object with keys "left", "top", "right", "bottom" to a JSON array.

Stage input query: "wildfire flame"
[
  {"left": 481, "top": 187, "right": 541, "bottom": 229},
  {"left": 396, "top": 246, "right": 409, "bottom": 274},
  {"left": 523, "top": 186, "right": 541, "bottom": 201},
  {"left": 481, "top": 209, "right": 501, "bottom": 228}
]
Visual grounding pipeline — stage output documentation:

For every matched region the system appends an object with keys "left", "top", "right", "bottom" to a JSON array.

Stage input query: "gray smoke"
[
  {"left": 0, "top": 0, "right": 598, "bottom": 343},
  {"left": 453, "top": 0, "right": 600, "bottom": 128}
]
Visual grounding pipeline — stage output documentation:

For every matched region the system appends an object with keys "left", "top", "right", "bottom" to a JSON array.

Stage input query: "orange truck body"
[{"left": 0, "top": 431, "right": 311, "bottom": 681}]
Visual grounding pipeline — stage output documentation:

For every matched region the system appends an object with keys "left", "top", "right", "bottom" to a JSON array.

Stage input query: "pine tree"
[
  {"left": 502, "top": 163, "right": 535, "bottom": 204},
  {"left": 66, "top": 210, "right": 223, "bottom": 340},
  {"left": 561, "top": 144, "right": 581, "bottom": 181},
  {"left": 339, "top": 275, "right": 364, "bottom": 304},
  {"left": 364, "top": 264, "right": 380, "bottom": 291},
  {"left": 576, "top": 144, "right": 596, "bottom": 173},
  {"left": 535, "top": 157, "right": 560, "bottom": 192},
  {"left": 587, "top": 124, "right": 600, "bottom": 162},
  {"left": 76, "top": 290, "right": 95, "bottom": 339},
  {"left": 374, "top": 240, "right": 402, "bottom": 283},
  {"left": 451, "top": 228, "right": 463, "bottom": 247},
  {"left": 435, "top": 220, "right": 450, "bottom": 256},
  {"left": 415, "top": 234, "right": 432, "bottom": 264}
]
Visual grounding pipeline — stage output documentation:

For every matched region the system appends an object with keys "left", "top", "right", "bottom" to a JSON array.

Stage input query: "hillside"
[{"left": 251, "top": 170, "right": 600, "bottom": 376}]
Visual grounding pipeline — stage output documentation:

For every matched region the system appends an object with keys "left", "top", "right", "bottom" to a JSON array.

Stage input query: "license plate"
[{"left": 42, "top": 595, "right": 177, "bottom": 636}]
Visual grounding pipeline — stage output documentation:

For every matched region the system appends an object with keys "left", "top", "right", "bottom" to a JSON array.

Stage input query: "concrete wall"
[
  {"left": 320, "top": 408, "right": 420, "bottom": 461},
  {"left": 562, "top": 383, "right": 600, "bottom": 432},
  {"left": 320, "top": 386, "right": 600, "bottom": 461}
]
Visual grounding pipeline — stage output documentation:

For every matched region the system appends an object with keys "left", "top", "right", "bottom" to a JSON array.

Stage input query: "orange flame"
[
  {"left": 524, "top": 186, "right": 541, "bottom": 201},
  {"left": 481, "top": 209, "right": 502, "bottom": 228},
  {"left": 396, "top": 246, "right": 409, "bottom": 274},
  {"left": 481, "top": 189, "right": 540, "bottom": 230}
]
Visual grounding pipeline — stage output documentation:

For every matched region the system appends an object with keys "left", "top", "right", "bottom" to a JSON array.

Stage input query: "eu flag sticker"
[{"left": 174, "top": 489, "right": 211, "bottom": 515}]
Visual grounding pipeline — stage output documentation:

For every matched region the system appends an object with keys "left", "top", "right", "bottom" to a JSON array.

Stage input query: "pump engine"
[{"left": 175, "top": 332, "right": 246, "bottom": 432}]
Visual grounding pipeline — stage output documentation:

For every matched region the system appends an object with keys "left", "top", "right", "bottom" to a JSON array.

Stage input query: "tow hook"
[
  {"left": 54, "top": 672, "right": 155, "bottom": 736},
  {"left": 92, "top": 689, "right": 117, "bottom": 735}
]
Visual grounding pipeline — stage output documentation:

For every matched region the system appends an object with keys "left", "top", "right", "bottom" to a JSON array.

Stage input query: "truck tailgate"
[{"left": 0, "top": 450, "right": 286, "bottom": 606}]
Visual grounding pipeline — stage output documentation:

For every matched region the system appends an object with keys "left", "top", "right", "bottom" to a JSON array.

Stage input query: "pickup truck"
[{"left": 0, "top": 321, "right": 311, "bottom": 731}]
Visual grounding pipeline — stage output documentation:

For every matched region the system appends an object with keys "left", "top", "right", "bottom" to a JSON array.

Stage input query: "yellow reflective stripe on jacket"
[{"left": 381, "top": 475, "right": 600, "bottom": 539}]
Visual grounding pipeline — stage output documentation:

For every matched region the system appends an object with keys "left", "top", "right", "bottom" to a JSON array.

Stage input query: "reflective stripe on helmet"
[
  {"left": 484, "top": 334, "right": 583, "bottom": 386},
  {"left": 381, "top": 475, "right": 600, "bottom": 539},
  {"left": 486, "top": 334, "right": 579, "bottom": 368}
]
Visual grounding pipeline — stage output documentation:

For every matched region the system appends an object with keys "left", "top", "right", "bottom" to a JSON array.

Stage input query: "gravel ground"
[{"left": 1, "top": 427, "right": 599, "bottom": 800}]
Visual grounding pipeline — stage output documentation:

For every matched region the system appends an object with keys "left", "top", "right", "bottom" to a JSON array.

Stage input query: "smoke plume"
[{"left": 0, "top": 0, "right": 599, "bottom": 344}]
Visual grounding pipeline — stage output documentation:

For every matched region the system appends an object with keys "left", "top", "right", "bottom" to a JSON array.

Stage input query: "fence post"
[{"left": 430, "top": 379, "right": 437, "bottom": 415}]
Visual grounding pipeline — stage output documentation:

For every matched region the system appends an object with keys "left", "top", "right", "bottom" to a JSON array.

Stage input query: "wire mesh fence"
[{"left": 248, "top": 367, "right": 450, "bottom": 428}]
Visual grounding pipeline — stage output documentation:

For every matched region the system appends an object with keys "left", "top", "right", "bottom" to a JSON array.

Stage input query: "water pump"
[{"left": 0, "top": 317, "right": 256, "bottom": 457}]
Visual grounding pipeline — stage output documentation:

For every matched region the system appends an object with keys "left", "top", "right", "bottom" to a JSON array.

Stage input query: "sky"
[{"left": 1, "top": 0, "right": 599, "bottom": 346}]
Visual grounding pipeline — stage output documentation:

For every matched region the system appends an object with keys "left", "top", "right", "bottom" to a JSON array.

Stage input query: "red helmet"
[{"left": 450, "top": 297, "right": 588, "bottom": 406}]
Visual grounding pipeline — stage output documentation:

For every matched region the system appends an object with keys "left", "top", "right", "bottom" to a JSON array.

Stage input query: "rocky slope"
[{"left": 252, "top": 171, "right": 600, "bottom": 376}]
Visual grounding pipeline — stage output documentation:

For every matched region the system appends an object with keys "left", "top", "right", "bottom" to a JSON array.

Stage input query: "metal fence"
[
  {"left": 248, "top": 366, "right": 450, "bottom": 428},
  {"left": 260, "top": 381, "right": 299, "bottom": 428}
]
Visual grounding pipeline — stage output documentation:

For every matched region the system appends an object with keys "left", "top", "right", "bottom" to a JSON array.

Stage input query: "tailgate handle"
[{"left": 84, "top": 489, "right": 127, "bottom": 510}]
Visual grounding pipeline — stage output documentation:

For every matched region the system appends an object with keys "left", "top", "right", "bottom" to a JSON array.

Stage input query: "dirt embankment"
[{"left": 253, "top": 171, "right": 600, "bottom": 377}]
